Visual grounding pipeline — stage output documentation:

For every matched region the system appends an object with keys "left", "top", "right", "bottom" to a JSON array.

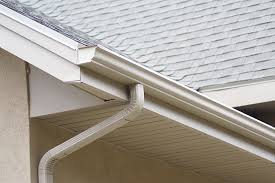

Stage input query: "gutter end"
[{"left": 77, "top": 46, "right": 97, "bottom": 65}]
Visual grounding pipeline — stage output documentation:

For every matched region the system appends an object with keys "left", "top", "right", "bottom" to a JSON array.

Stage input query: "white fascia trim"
[
  {"left": 78, "top": 45, "right": 275, "bottom": 150},
  {"left": 200, "top": 76, "right": 275, "bottom": 92},
  {"left": 0, "top": 4, "right": 80, "bottom": 62},
  {"left": 0, "top": 22, "right": 81, "bottom": 82},
  {"left": 200, "top": 78, "right": 275, "bottom": 107},
  {"left": 0, "top": 6, "right": 127, "bottom": 101}
]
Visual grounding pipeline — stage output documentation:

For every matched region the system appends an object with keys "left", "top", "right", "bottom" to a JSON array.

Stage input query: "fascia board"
[
  {"left": 0, "top": 23, "right": 80, "bottom": 82},
  {"left": 0, "top": 6, "right": 127, "bottom": 101},
  {"left": 200, "top": 79, "right": 275, "bottom": 107},
  {"left": 0, "top": 4, "right": 80, "bottom": 63}
]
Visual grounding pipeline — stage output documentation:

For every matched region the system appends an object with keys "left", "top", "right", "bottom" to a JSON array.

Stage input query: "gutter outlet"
[{"left": 38, "top": 84, "right": 144, "bottom": 183}]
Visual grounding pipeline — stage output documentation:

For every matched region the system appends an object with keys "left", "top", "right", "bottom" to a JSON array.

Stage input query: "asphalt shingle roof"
[
  {"left": 1, "top": 0, "right": 99, "bottom": 46},
  {"left": 5, "top": 0, "right": 275, "bottom": 89}
]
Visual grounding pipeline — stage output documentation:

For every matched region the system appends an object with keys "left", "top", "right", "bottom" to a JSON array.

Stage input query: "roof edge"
[
  {"left": 0, "top": 0, "right": 99, "bottom": 47},
  {"left": 1, "top": 0, "right": 274, "bottom": 158},
  {"left": 79, "top": 44, "right": 275, "bottom": 150},
  {"left": 200, "top": 76, "right": 275, "bottom": 92}
]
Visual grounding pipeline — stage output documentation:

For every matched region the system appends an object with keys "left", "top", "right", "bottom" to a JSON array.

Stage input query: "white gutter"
[
  {"left": 78, "top": 45, "right": 275, "bottom": 149},
  {"left": 38, "top": 84, "right": 144, "bottom": 183}
]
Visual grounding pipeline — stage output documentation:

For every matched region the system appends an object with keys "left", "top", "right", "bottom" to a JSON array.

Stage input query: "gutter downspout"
[{"left": 38, "top": 84, "right": 144, "bottom": 183}]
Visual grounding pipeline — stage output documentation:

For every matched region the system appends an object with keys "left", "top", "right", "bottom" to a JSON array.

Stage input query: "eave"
[
  {"left": 79, "top": 45, "right": 275, "bottom": 149},
  {"left": 0, "top": 1, "right": 274, "bottom": 166}
]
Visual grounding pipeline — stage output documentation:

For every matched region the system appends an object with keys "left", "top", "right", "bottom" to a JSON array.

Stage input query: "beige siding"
[
  {"left": 0, "top": 49, "right": 31, "bottom": 183},
  {"left": 30, "top": 120, "right": 224, "bottom": 183}
]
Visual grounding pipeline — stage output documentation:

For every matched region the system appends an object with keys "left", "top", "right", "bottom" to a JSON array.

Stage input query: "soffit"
[{"left": 33, "top": 104, "right": 275, "bottom": 183}]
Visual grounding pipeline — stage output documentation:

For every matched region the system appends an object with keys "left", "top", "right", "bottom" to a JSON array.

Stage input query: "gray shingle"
[
  {"left": 0, "top": 0, "right": 99, "bottom": 46},
  {"left": 4, "top": 0, "right": 275, "bottom": 89}
]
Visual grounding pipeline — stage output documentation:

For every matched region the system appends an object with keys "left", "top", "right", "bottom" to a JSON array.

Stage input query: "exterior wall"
[
  {"left": 30, "top": 120, "right": 223, "bottom": 183},
  {"left": 0, "top": 49, "right": 31, "bottom": 183}
]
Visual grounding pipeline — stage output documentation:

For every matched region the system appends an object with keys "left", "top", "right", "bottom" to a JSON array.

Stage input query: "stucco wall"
[
  {"left": 30, "top": 120, "right": 223, "bottom": 183},
  {"left": 0, "top": 49, "right": 31, "bottom": 183}
]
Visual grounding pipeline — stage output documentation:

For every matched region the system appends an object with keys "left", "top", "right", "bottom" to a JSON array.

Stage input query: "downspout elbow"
[
  {"left": 125, "top": 83, "right": 144, "bottom": 121},
  {"left": 38, "top": 84, "right": 144, "bottom": 183}
]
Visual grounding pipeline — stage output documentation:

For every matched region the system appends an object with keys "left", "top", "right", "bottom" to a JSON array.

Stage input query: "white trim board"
[
  {"left": 0, "top": 17, "right": 80, "bottom": 82},
  {"left": 200, "top": 79, "right": 275, "bottom": 107},
  {"left": 0, "top": 4, "right": 79, "bottom": 50}
]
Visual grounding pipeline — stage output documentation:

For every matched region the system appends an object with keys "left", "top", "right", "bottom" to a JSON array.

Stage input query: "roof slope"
[{"left": 10, "top": 0, "right": 275, "bottom": 89}]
